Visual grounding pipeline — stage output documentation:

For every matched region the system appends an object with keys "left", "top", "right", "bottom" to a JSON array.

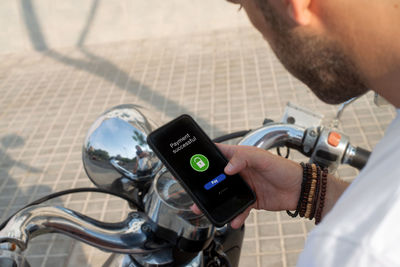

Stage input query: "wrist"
[{"left": 319, "top": 175, "right": 350, "bottom": 219}]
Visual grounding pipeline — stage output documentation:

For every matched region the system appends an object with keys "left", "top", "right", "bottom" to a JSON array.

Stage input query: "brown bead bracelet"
[
  {"left": 287, "top": 163, "right": 328, "bottom": 224},
  {"left": 304, "top": 164, "right": 318, "bottom": 218},
  {"left": 299, "top": 164, "right": 313, "bottom": 217},
  {"left": 315, "top": 168, "right": 328, "bottom": 224},
  {"left": 309, "top": 167, "right": 321, "bottom": 221}
]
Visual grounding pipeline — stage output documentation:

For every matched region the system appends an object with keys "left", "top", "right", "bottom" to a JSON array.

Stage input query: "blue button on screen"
[{"left": 204, "top": 174, "right": 226, "bottom": 190}]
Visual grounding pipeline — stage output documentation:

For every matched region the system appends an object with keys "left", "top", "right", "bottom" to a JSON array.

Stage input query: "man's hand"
[{"left": 192, "top": 143, "right": 303, "bottom": 229}]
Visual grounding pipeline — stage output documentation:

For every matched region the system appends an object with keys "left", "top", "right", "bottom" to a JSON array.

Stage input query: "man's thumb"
[
  {"left": 225, "top": 162, "right": 236, "bottom": 174},
  {"left": 224, "top": 154, "right": 246, "bottom": 174}
]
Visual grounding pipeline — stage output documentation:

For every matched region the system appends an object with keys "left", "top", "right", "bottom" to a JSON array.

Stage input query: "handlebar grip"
[{"left": 349, "top": 146, "right": 371, "bottom": 170}]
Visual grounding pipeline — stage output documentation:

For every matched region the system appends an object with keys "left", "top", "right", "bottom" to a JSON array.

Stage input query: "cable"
[
  {"left": 212, "top": 130, "right": 251, "bottom": 143},
  {"left": 0, "top": 187, "right": 136, "bottom": 230},
  {"left": 277, "top": 146, "right": 290, "bottom": 159}
]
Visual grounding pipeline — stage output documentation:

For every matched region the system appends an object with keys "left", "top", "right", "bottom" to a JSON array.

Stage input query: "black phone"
[{"left": 147, "top": 114, "right": 256, "bottom": 227}]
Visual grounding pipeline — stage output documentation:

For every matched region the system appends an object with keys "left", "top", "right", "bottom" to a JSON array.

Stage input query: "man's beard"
[{"left": 256, "top": 1, "right": 368, "bottom": 104}]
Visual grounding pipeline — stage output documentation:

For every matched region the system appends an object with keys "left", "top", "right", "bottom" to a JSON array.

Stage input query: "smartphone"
[{"left": 147, "top": 114, "right": 256, "bottom": 227}]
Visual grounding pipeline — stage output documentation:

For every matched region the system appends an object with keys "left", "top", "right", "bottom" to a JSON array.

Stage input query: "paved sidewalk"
[
  {"left": 0, "top": 27, "right": 397, "bottom": 267},
  {"left": 1, "top": 0, "right": 250, "bottom": 53}
]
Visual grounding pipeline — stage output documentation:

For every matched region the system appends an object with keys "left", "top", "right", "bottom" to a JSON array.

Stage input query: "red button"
[{"left": 328, "top": 132, "right": 341, "bottom": 147}]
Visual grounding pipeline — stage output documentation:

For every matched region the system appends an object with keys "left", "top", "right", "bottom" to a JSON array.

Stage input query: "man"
[
  {"left": 192, "top": 0, "right": 400, "bottom": 265},
  {"left": 133, "top": 145, "right": 151, "bottom": 177}
]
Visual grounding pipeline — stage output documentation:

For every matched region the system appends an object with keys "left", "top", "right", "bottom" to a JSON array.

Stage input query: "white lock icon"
[
  {"left": 195, "top": 157, "right": 205, "bottom": 168},
  {"left": 190, "top": 154, "right": 209, "bottom": 172}
]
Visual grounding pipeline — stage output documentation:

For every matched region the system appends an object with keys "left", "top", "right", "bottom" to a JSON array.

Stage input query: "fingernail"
[
  {"left": 225, "top": 162, "right": 234, "bottom": 173},
  {"left": 230, "top": 221, "right": 239, "bottom": 229}
]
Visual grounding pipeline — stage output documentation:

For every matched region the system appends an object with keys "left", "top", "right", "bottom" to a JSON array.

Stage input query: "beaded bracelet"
[
  {"left": 315, "top": 168, "right": 328, "bottom": 224},
  {"left": 304, "top": 164, "right": 318, "bottom": 219},
  {"left": 287, "top": 162, "right": 307, "bottom": 218},
  {"left": 300, "top": 164, "right": 313, "bottom": 218},
  {"left": 309, "top": 167, "right": 321, "bottom": 221},
  {"left": 287, "top": 163, "right": 328, "bottom": 224}
]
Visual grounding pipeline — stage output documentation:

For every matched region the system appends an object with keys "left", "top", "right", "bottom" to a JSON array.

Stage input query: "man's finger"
[
  {"left": 190, "top": 204, "right": 203, "bottom": 215},
  {"left": 230, "top": 206, "right": 253, "bottom": 229},
  {"left": 224, "top": 149, "right": 250, "bottom": 175}
]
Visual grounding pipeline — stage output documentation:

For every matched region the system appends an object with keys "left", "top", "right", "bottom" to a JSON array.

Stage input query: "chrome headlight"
[{"left": 82, "top": 104, "right": 162, "bottom": 196}]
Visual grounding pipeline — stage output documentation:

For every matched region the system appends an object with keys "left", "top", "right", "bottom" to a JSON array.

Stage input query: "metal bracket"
[{"left": 281, "top": 102, "right": 323, "bottom": 129}]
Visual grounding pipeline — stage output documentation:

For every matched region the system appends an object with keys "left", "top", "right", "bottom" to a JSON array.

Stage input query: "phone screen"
[{"left": 147, "top": 114, "right": 255, "bottom": 226}]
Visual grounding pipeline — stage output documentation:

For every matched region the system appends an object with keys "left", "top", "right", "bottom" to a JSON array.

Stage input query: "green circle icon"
[{"left": 190, "top": 154, "right": 209, "bottom": 172}]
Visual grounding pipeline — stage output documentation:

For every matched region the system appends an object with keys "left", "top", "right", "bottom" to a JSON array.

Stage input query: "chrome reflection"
[
  {"left": 238, "top": 123, "right": 305, "bottom": 150},
  {"left": 144, "top": 169, "right": 215, "bottom": 245},
  {"left": 82, "top": 104, "right": 162, "bottom": 197}
]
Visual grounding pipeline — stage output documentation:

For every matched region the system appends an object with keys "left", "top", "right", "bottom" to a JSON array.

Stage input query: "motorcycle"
[{"left": 0, "top": 99, "right": 371, "bottom": 267}]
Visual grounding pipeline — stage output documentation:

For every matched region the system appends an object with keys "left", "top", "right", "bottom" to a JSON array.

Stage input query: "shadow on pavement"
[
  {"left": 0, "top": 134, "right": 46, "bottom": 219},
  {"left": 16, "top": 0, "right": 223, "bottom": 265},
  {"left": 0, "top": 134, "right": 59, "bottom": 265},
  {"left": 20, "top": 0, "right": 218, "bottom": 133}
]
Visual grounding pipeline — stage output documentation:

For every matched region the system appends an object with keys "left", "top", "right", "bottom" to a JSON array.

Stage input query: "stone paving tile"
[
  {"left": 0, "top": 27, "right": 397, "bottom": 267},
  {"left": 281, "top": 222, "right": 304, "bottom": 236}
]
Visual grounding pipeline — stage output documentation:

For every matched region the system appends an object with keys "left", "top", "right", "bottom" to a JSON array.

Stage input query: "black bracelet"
[{"left": 286, "top": 162, "right": 308, "bottom": 218}]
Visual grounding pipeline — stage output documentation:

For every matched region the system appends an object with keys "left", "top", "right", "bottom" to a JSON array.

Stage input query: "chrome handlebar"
[
  {"left": 238, "top": 123, "right": 305, "bottom": 149},
  {"left": 238, "top": 122, "right": 370, "bottom": 171},
  {"left": 0, "top": 206, "right": 166, "bottom": 253}
]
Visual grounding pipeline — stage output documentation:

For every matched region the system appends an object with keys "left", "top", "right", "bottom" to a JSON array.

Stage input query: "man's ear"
[{"left": 286, "top": 0, "right": 312, "bottom": 25}]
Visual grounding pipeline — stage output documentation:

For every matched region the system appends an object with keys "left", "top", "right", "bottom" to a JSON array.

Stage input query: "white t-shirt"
[{"left": 298, "top": 109, "right": 400, "bottom": 266}]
